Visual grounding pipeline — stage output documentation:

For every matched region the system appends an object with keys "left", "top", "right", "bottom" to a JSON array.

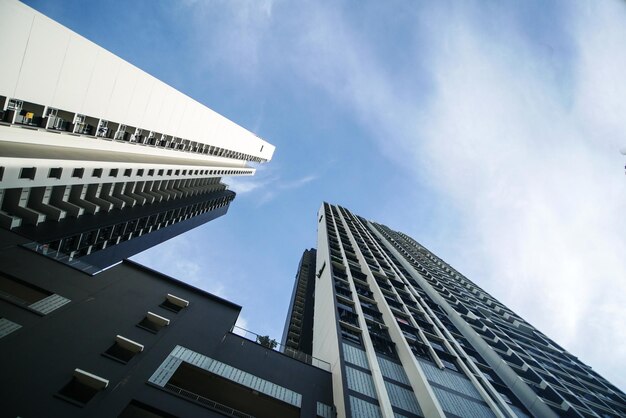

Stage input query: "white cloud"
[
  {"left": 226, "top": 175, "right": 269, "bottom": 194},
  {"left": 131, "top": 234, "right": 228, "bottom": 298},
  {"left": 181, "top": 0, "right": 278, "bottom": 80},
  {"left": 284, "top": 1, "right": 626, "bottom": 390},
  {"left": 408, "top": 3, "right": 626, "bottom": 392},
  {"left": 173, "top": 0, "right": 626, "bottom": 391},
  {"left": 226, "top": 166, "right": 317, "bottom": 204},
  {"left": 235, "top": 315, "right": 249, "bottom": 331}
]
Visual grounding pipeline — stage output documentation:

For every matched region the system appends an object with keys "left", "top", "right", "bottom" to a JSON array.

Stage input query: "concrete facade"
[
  {"left": 0, "top": 0, "right": 275, "bottom": 272},
  {"left": 282, "top": 248, "right": 317, "bottom": 356},
  {"left": 305, "top": 203, "right": 626, "bottom": 418},
  {"left": 0, "top": 228, "right": 332, "bottom": 418}
]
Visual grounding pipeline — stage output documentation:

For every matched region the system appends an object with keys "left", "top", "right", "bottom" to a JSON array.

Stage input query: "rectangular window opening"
[
  {"left": 160, "top": 294, "right": 189, "bottom": 313},
  {"left": 118, "top": 400, "right": 179, "bottom": 418},
  {"left": 102, "top": 335, "right": 143, "bottom": 364},
  {"left": 19, "top": 167, "right": 36, "bottom": 180},
  {"left": 0, "top": 272, "right": 52, "bottom": 306},
  {"left": 48, "top": 167, "right": 62, "bottom": 179},
  {"left": 57, "top": 369, "right": 108, "bottom": 406},
  {"left": 137, "top": 311, "right": 170, "bottom": 333}
]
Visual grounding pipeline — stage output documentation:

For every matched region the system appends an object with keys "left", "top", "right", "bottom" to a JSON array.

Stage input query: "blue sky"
[{"left": 25, "top": 0, "right": 626, "bottom": 391}]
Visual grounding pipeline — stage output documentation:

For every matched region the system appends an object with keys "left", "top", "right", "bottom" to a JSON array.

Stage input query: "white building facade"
[
  {"left": 0, "top": 0, "right": 274, "bottom": 272},
  {"left": 310, "top": 203, "right": 626, "bottom": 418}
]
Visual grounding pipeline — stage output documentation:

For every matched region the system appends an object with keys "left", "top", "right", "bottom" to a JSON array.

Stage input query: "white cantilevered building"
[{"left": 0, "top": 0, "right": 274, "bottom": 273}]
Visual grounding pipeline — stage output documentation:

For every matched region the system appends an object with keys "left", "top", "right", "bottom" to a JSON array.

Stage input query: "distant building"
[
  {"left": 0, "top": 0, "right": 274, "bottom": 273},
  {"left": 284, "top": 202, "right": 626, "bottom": 418},
  {"left": 0, "top": 228, "right": 332, "bottom": 417},
  {"left": 282, "top": 248, "right": 317, "bottom": 355}
]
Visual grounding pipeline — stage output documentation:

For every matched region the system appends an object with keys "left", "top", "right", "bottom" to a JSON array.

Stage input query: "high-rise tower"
[
  {"left": 0, "top": 0, "right": 274, "bottom": 273},
  {"left": 297, "top": 202, "right": 626, "bottom": 418},
  {"left": 282, "top": 248, "right": 317, "bottom": 355}
]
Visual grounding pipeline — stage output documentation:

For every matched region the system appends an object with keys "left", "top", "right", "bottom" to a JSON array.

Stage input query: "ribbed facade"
[
  {"left": 310, "top": 202, "right": 625, "bottom": 418},
  {"left": 282, "top": 248, "right": 317, "bottom": 355},
  {"left": 0, "top": 0, "right": 274, "bottom": 273}
]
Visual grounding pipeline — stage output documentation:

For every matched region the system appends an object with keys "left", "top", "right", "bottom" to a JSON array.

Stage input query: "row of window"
[
  {"left": 6, "top": 165, "right": 251, "bottom": 182},
  {"left": 56, "top": 293, "right": 189, "bottom": 407},
  {"left": 373, "top": 226, "right": 540, "bottom": 416},
  {"left": 37, "top": 192, "right": 233, "bottom": 262},
  {"left": 1, "top": 96, "right": 266, "bottom": 164}
]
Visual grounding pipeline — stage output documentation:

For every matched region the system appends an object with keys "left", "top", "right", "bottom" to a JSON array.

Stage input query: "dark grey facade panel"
[
  {"left": 0, "top": 230, "right": 332, "bottom": 418},
  {"left": 281, "top": 248, "right": 317, "bottom": 355}
]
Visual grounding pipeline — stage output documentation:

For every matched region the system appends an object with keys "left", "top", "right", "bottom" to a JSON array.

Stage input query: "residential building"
[
  {"left": 282, "top": 248, "right": 317, "bottom": 356},
  {"left": 0, "top": 0, "right": 274, "bottom": 273},
  {"left": 0, "top": 227, "right": 332, "bottom": 417},
  {"left": 299, "top": 202, "right": 626, "bottom": 418}
]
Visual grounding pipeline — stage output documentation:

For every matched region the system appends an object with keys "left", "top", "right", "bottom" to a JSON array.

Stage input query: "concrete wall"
[
  {"left": 0, "top": 0, "right": 274, "bottom": 161},
  {"left": 0, "top": 229, "right": 331, "bottom": 417}
]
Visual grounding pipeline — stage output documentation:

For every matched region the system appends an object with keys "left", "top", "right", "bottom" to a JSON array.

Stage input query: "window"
[
  {"left": 0, "top": 317, "right": 21, "bottom": 339},
  {"left": 109, "top": 168, "right": 119, "bottom": 177},
  {"left": 428, "top": 339, "right": 447, "bottom": 353},
  {"left": 482, "top": 371, "right": 495, "bottom": 383},
  {"left": 57, "top": 369, "right": 108, "bottom": 406},
  {"left": 137, "top": 169, "right": 144, "bottom": 177},
  {"left": 340, "top": 325, "right": 362, "bottom": 346},
  {"left": 410, "top": 341, "right": 431, "bottom": 361},
  {"left": 48, "top": 167, "right": 62, "bottom": 179},
  {"left": 124, "top": 169, "right": 132, "bottom": 177},
  {"left": 158, "top": 169, "right": 164, "bottom": 176},
  {"left": 118, "top": 400, "right": 179, "bottom": 418},
  {"left": 441, "top": 358, "right": 460, "bottom": 373},
  {"left": 102, "top": 335, "right": 143, "bottom": 363},
  {"left": 0, "top": 272, "right": 70, "bottom": 315},
  {"left": 0, "top": 273, "right": 50, "bottom": 305},
  {"left": 19, "top": 167, "right": 36, "bottom": 180},
  {"left": 92, "top": 168, "right": 103, "bottom": 178},
  {"left": 148, "top": 169, "right": 154, "bottom": 176},
  {"left": 137, "top": 311, "right": 170, "bottom": 333},
  {"left": 72, "top": 168, "right": 84, "bottom": 178},
  {"left": 498, "top": 391, "right": 513, "bottom": 405},
  {"left": 160, "top": 294, "right": 189, "bottom": 313}
]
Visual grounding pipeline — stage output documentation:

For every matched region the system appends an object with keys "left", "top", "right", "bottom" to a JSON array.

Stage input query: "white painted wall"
[
  {"left": 313, "top": 204, "right": 347, "bottom": 418},
  {"left": 0, "top": 0, "right": 275, "bottom": 161}
]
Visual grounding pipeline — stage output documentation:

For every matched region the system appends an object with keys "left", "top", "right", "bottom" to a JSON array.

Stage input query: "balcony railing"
[
  {"left": 231, "top": 326, "right": 331, "bottom": 372},
  {"left": 162, "top": 383, "right": 253, "bottom": 418}
]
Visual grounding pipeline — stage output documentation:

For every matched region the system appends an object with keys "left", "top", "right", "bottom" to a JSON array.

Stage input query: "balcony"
[
  {"left": 338, "top": 308, "right": 360, "bottom": 327},
  {"left": 231, "top": 326, "right": 330, "bottom": 372}
]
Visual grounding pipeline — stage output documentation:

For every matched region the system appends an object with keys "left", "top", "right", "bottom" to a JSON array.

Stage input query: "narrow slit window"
[
  {"left": 48, "top": 167, "right": 62, "bottom": 179},
  {"left": 137, "top": 311, "right": 170, "bottom": 333},
  {"left": 57, "top": 369, "right": 108, "bottom": 406},
  {"left": 160, "top": 294, "right": 189, "bottom": 313},
  {"left": 19, "top": 167, "right": 36, "bottom": 180},
  {"left": 103, "top": 335, "right": 143, "bottom": 363}
]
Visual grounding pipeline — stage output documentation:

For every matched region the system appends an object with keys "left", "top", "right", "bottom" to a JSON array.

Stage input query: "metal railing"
[
  {"left": 164, "top": 383, "right": 253, "bottom": 418},
  {"left": 230, "top": 326, "right": 331, "bottom": 372}
]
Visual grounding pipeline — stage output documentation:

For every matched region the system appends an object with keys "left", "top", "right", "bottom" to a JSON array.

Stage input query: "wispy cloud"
[
  {"left": 131, "top": 235, "right": 228, "bottom": 298},
  {"left": 170, "top": 0, "right": 626, "bottom": 390},
  {"left": 226, "top": 165, "right": 318, "bottom": 204},
  {"left": 270, "top": 1, "right": 626, "bottom": 389},
  {"left": 178, "top": 0, "right": 278, "bottom": 81}
]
